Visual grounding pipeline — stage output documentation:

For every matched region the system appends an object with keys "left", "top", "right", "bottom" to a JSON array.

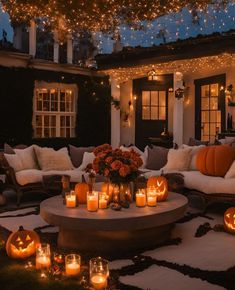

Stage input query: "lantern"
[
  {"left": 101, "top": 182, "right": 114, "bottom": 201},
  {"left": 224, "top": 207, "right": 235, "bottom": 234},
  {"left": 6, "top": 226, "right": 40, "bottom": 259},
  {"left": 147, "top": 176, "right": 168, "bottom": 201},
  {"left": 75, "top": 175, "right": 89, "bottom": 204}
]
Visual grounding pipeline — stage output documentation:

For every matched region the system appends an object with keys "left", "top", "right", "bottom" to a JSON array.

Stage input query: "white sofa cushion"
[
  {"left": 15, "top": 168, "right": 87, "bottom": 186},
  {"left": 14, "top": 145, "right": 38, "bottom": 170},
  {"left": 4, "top": 153, "right": 24, "bottom": 172},
  {"left": 181, "top": 144, "right": 205, "bottom": 171},
  {"left": 225, "top": 161, "right": 235, "bottom": 179},
  {"left": 163, "top": 148, "right": 192, "bottom": 171},
  {"left": 78, "top": 152, "right": 95, "bottom": 170}
]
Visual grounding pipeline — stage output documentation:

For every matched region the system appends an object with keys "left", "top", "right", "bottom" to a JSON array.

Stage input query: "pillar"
[
  {"left": 53, "top": 30, "right": 59, "bottom": 63},
  {"left": 67, "top": 33, "right": 73, "bottom": 64},
  {"left": 173, "top": 72, "right": 184, "bottom": 147},
  {"left": 29, "top": 20, "right": 36, "bottom": 57},
  {"left": 111, "top": 77, "right": 121, "bottom": 148}
]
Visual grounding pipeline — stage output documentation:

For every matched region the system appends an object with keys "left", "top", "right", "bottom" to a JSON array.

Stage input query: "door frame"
[{"left": 194, "top": 74, "right": 226, "bottom": 140}]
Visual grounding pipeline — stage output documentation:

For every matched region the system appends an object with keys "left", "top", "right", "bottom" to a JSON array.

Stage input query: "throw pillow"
[
  {"left": 4, "top": 143, "right": 15, "bottom": 154},
  {"left": 14, "top": 145, "right": 38, "bottom": 170},
  {"left": 69, "top": 145, "right": 94, "bottom": 168},
  {"left": 196, "top": 145, "right": 235, "bottom": 177},
  {"left": 145, "top": 146, "right": 169, "bottom": 170},
  {"left": 34, "top": 146, "right": 74, "bottom": 171},
  {"left": 188, "top": 137, "right": 209, "bottom": 146},
  {"left": 163, "top": 148, "right": 192, "bottom": 171},
  {"left": 4, "top": 153, "right": 24, "bottom": 172},
  {"left": 225, "top": 161, "right": 235, "bottom": 179},
  {"left": 78, "top": 152, "right": 95, "bottom": 170},
  {"left": 181, "top": 144, "right": 205, "bottom": 171}
]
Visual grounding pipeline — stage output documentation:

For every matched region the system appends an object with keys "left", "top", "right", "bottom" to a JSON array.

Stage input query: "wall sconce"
[
  {"left": 147, "top": 69, "right": 158, "bottom": 81},
  {"left": 168, "top": 88, "right": 174, "bottom": 93},
  {"left": 175, "top": 87, "right": 185, "bottom": 99}
]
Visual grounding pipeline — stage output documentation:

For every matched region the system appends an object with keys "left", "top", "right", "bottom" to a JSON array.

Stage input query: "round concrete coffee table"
[{"left": 40, "top": 192, "right": 188, "bottom": 253}]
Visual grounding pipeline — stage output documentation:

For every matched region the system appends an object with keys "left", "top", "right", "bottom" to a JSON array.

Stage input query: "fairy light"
[{"left": 101, "top": 53, "right": 235, "bottom": 83}]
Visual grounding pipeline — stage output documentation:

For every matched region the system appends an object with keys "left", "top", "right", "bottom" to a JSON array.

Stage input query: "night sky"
[{"left": 0, "top": 2, "right": 235, "bottom": 53}]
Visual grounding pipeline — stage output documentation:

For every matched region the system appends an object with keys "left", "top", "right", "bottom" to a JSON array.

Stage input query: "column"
[
  {"left": 53, "top": 30, "right": 59, "bottom": 63},
  {"left": 67, "top": 33, "right": 73, "bottom": 64},
  {"left": 13, "top": 26, "right": 23, "bottom": 50},
  {"left": 173, "top": 72, "right": 184, "bottom": 147},
  {"left": 29, "top": 20, "right": 36, "bottom": 57},
  {"left": 111, "top": 77, "right": 121, "bottom": 148}
]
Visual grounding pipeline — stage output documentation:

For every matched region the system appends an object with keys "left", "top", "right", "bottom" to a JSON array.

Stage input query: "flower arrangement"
[{"left": 92, "top": 144, "right": 143, "bottom": 184}]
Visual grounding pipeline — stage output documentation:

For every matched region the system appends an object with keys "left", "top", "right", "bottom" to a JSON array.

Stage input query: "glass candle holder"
[
  {"left": 36, "top": 243, "right": 51, "bottom": 270},
  {"left": 99, "top": 193, "right": 108, "bottom": 209},
  {"left": 65, "top": 254, "right": 81, "bottom": 276},
  {"left": 135, "top": 189, "right": 146, "bottom": 207},
  {"left": 147, "top": 189, "right": 157, "bottom": 206},
  {"left": 66, "top": 190, "right": 77, "bottom": 208},
  {"left": 90, "top": 257, "right": 109, "bottom": 289},
  {"left": 87, "top": 191, "right": 99, "bottom": 212}
]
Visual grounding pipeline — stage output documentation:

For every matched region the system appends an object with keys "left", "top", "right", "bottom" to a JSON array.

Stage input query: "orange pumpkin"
[
  {"left": 147, "top": 176, "right": 168, "bottom": 201},
  {"left": 75, "top": 175, "right": 89, "bottom": 204},
  {"left": 224, "top": 207, "right": 235, "bottom": 234},
  {"left": 6, "top": 226, "right": 40, "bottom": 259},
  {"left": 196, "top": 145, "right": 235, "bottom": 177}
]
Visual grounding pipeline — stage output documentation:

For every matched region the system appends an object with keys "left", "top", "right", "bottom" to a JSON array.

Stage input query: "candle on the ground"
[
  {"left": 136, "top": 190, "right": 146, "bottom": 207},
  {"left": 91, "top": 274, "right": 107, "bottom": 289},
  {"left": 87, "top": 191, "right": 99, "bottom": 212},
  {"left": 65, "top": 254, "right": 81, "bottom": 276},
  {"left": 36, "top": 243, "right": 51, "bottom": 270},
  {"left": 90, "top": 257, "right": 109, "bottom": 289}
]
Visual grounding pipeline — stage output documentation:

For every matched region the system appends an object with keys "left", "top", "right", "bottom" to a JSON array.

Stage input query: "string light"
[{"left": 102, "top": 53, "right": 235, "bottom": 83}]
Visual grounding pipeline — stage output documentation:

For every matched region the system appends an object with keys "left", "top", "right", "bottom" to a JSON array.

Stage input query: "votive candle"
[
  {"left": 65, "top": 254, "right": 81, "bottom": 276},
  {"left": 99, "top": 193, "right": 108, "bottom": 209},
  {"left": 36, "top": 243, "right": 51, "bottom": 270},
  {"left": 66, "top": 190, "right": 76, "bottom": 208},
  {"left": 136, "top": 190, "right": 146, "bottom": 207},
  {"left": 87, "top": 191, "right": 99, "bottom": 212}
]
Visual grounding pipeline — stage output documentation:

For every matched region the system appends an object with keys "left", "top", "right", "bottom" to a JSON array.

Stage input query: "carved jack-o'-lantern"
[
  {"left": 224, "top": 207, "right": 235, "bottom": 234},
  {"left": 6, "top": 226, "right": 40, "bottom": 259},
  {"left": 147, "top": 176, "right": 168, "bottom": 201}
]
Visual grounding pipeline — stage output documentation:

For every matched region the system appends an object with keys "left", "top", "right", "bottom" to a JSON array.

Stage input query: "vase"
[{"left": 112, "top": 182, "right": 134, "bottom": 203}]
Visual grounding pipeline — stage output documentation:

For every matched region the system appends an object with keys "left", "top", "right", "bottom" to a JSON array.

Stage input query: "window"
[
  {"left": 33, "top": 83, "right": 77, "bottom": 138},
  {"left": 201, "top": 83, "right": 221, "bottom": 142},
  {"left": 142, "top": 90, "right": 166, "bottom": 120}
]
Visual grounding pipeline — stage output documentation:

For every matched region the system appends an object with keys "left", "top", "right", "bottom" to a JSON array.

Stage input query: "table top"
[{"left": 40, "top": 192, "right": 188, "bottom": 231}]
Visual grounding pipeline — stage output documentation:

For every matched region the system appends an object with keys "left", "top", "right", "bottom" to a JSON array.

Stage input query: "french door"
[{"left": 195, "top": 74, "right": 226, "bottom": 143}]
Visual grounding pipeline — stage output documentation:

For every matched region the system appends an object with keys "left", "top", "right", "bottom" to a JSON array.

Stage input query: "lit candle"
[
  {"left": 65, "top": 254, "right": 81, "bottom": 276},
  {"left": 66, "top": 191, "right": 76, "bottom": 208},
  {"left": 99, "top": 193, "right": 108, "bottom": 209},
  {"left": 91, "top": 274, "right": 107, "bottom": 289},
  {"left": 147, "top": 195, "right": 157, "bottom": 207},
  {"left": 36, "top": 243, "right": 51, "bottom": 270},
  {"left": 36, "top": 256, "right": 51, "bottom": 269},
  {"left": 136, "top": 190, "right": 146, "bottom": 207},
  {"left": 87, "top": 191, "right": 99, "bottom": 212}
]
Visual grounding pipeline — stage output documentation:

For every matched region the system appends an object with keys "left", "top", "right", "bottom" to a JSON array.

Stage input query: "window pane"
[
  {"left": 159, "top": 107, "right": 166, "bottom": 120},
  {"left": 35, "top": 128, "right": 42, "bottom": 138},
  {"left": 51, "top": 116, "right": 56, "bottom": 127},
  {"left": 44, "top": 115, "right": 49, "bottom": 126},
  {"left": 210, "top": 123, "right": 216, "bottom": 136},
  {"left": 201, "top": 85, "right": 210, "bottom": 97},
  {"left": 51, "top": 128, "right": 56, "bottom": 137},
  {"left": 201, "top": 98, "right": 209, "bottom": 110},
  {"left": 210, "top": 97, "right": 218, "bottom": 110},
  {"left": 201, "top": 111, "right": 209, "bottom": 123},
  {"left": 151, "top": 107, "right": 158, "bottom": 120},
  {"left": 217, "top": 111, "right": 221, "bottom": 123},
  {"left": 142, "top": 106, "right": 150, "bottom": 120},
  {"left": 60, "top": 116, "right": 66, "bottom": 127},
  {"left": 60, "top": 128, "right": 65, "bottom": 137},
  {"left": 142, "top": 91, "right": 150, "bottom": 106},
  {"left": 66, "top": 116, "right": 70, "bottom": 126},
  {"left": 203, "top": 123, "right": 209, "bottom": 135},
  {"left": 44, "top": 128, "right": 50, "bottom": 138},
  {"left": 210, "top": 84, "right": 218, "bottom": 97},
  {"left": 36, "top": 115, "right": 42, "bottom": 126},
  {"left": 151, "top": 91, "right": 158, "bottom": 106},
  {"left": 210, "top": 111, "right": 217, "bottom": 123},
  {"left": 159, "top": 91, "right": 166, "bottom": 106}
]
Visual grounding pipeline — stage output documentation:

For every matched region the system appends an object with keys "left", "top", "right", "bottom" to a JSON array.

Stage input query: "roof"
[{"left": 96, "top": 30, "right": 235, "bottom": 70}]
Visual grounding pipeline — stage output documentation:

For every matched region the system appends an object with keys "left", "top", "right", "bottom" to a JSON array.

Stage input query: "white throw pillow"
[
  {"left": 181, "top": 144, "right": 205, "bottom": 171},
  {"left": 34, "top": 146, "right": 74, "bottom": 171},
  {"left": 4, "top": 153, "right": 24, "bottom": 172},
  {"left": 163, "top": 148, "right": 192, "bottom": 171},
  {"left": 14, "top": 145, "right": 38, "bottom": 170},
  {"left": 225, "top": 161, "right": 235, "bottom": 179},
  {"left": 78, "top": 152, "right": 95, "bottom": 170}
]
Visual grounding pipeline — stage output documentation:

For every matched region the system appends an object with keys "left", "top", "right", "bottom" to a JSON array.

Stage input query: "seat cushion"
[{"left": 15, "top": 169, "right": 86, "bottom": 186}]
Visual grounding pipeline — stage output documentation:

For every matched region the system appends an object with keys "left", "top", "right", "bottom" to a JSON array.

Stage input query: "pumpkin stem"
[
  {"left": 82, "top": 175, "right": 86, "bottom": 183},
  {"left": 19, "top": 226, "right": 24, "bottom": 231}
]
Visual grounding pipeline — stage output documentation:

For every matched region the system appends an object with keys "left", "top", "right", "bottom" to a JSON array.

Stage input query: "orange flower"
[
  {"left": 111, "top": 160, "right": 123, "bottom": 170},
  {"left": 122, "top": 151, "right": 131, "bottom": 159},
  {"left": 104, "top": 168, "right": 110, "bottom": 176},
  {"left": 94, "top": 144, "right": 112, "bottom": 156},
  {"left": 105, "top": 156, "right": 113, "bottom": 163},
  {"left": 119, "top": 165, "right": 131, "bottom": 177}
]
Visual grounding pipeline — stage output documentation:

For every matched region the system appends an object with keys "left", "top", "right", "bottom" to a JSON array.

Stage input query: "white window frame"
[{"left": 33, "top": 81, "right": 78, "bottom": 138}]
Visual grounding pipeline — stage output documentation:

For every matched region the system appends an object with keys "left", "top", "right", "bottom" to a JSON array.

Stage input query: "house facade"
[{"left": 96, "top": 32, "right": 235, "bottom": 149}]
